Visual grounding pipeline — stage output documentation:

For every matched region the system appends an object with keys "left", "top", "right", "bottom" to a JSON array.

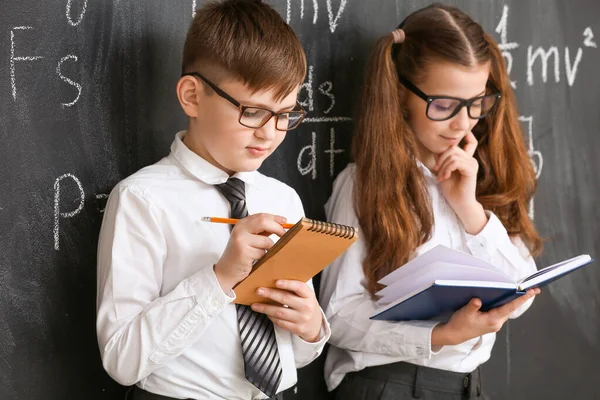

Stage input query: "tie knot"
[{"left": 215, "top": 177, "right": 248, "bottom": 219}]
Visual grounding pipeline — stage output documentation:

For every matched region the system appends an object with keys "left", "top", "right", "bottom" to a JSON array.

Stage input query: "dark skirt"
[{"left": 334, "top": 362, "right": 488, "bottom": 400}]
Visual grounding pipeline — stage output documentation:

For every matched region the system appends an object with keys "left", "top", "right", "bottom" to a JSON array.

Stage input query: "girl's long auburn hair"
[{"left": 353, "top": 3, "right": 543, "bottom": 297}]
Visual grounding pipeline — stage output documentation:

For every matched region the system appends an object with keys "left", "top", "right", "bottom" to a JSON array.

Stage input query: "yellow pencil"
[{"left": 200, "top": 216, "right": 295, "bottom": 229}]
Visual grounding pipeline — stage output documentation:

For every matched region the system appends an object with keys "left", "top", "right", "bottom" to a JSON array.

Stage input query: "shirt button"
[{"left": 212, "top": 299, "right": 221, "bottom": 308}]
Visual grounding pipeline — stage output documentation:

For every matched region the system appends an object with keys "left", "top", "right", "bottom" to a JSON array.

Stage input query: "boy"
[{"left": 96, "top": 1, "right": 330, "bottom": 399}]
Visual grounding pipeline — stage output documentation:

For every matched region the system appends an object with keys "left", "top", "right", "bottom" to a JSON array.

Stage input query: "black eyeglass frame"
[
  {"left": 397, "top": 73, "right": 502, "bottom": 121},
  {"left": 182, "top": 72, "right": 307, "bottom": 131}
]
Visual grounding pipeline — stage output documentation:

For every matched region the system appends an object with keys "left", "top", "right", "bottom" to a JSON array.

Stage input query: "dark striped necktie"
[{"left": 215, "top": 177, "right": 283, "bottom": 397}]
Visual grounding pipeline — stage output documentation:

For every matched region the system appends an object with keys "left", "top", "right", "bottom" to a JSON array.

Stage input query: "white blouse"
[{"left": 319, "top": 163, "right": 536, "bottom": 391}]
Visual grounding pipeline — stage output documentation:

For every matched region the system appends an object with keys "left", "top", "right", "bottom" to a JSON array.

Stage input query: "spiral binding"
[{"left": 306, "top": 219, "right": 356, "bottom": 239}]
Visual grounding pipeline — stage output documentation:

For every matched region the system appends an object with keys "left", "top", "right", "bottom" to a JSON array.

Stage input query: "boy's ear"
[{"left": 177, "top": 75, "right": 203, "bottom": 118}]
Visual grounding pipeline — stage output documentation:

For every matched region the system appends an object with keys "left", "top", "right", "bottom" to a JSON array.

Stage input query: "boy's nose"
[{"left": 255, "top": 117, "right": 277, "bottom": 140}]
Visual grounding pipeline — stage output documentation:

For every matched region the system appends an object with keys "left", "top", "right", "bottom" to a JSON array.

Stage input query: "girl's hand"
[
  {"left": 434, "top": 132, "right": 487, "bottom": 234},
  {"left": 432, "top": 288, "right": 540, "bottom": 346}
]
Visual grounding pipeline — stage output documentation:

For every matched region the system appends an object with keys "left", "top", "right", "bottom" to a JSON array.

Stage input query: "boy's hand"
[
  {"left": 251, "top": 280, "right": 323, "bottom": 343},
  {"left": 432, "top": 288, "right": 541, "bottom": 346},
  {"left": 214, "top": 213, "right": 287, "bottom": 292}
]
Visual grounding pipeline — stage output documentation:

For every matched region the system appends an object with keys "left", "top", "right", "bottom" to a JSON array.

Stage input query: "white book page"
[
  {"left": 377, "top": 245, "right": 510, "bottom": 287},
  {"left": 373, "top": 282, "right": 437, "bottom": 314},
  {"left": 435, "top": 279, "right": 517, "bottom": 289},
  {"left": 376, "top": 261, "right": 514, "bottom": 305},
  {"left": 519, "top": 254, "right": 592, "bottom": 289}
]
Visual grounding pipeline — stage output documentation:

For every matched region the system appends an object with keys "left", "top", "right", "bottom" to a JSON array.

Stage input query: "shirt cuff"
[
  {"left": 372, "top": 320, "right": 440, "bottom": 358},
  {"left": 189, "top": 266, "right": 236, "bottom": 316},
  {"left": 292, "top": 309, "right": 331, "bottom": 362},
  {"left": 465, "top": 211, "right": 511, "bottom": 260},
  {"left": 430, "top": 322, "right": 445, "bottom": 354},
  {"left": 409, "top": 320, "right": 441, "bottom": 358}
]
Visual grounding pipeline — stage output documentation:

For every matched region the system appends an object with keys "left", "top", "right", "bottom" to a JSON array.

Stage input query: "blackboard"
[{"left": 1, "top": 1, "right": 599, "bottom": 399}]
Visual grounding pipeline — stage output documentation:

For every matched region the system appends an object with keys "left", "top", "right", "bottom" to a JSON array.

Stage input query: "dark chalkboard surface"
[{"left": 1, "top": 1, "right": 598, "bottom": 399}]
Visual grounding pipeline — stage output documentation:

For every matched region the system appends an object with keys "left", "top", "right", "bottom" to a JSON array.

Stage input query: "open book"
[
  {"left": 233, "top": 217, "right": 358, "bottom": 305},
  {"left": 370, "top": 245, "right": 593, "bottom": 322}
]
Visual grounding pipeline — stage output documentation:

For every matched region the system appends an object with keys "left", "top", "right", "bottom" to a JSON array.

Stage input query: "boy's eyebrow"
[{"left": 243, "top": 101, "right": 298, "bottom": 112}]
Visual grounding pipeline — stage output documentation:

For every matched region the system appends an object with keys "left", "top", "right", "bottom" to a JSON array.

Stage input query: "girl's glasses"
[{"left": 398, "top": 73, "right": 502, "bottom": 122}]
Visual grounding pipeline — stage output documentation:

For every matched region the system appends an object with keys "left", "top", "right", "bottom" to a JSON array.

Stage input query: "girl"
[{"left": 319, "top": 4, "right": 543, "bottom": 399}]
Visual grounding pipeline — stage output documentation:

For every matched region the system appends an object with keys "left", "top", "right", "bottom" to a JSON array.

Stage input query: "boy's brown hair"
[{"left": 182, "top": 0, "right": 306, "bottom": 101}]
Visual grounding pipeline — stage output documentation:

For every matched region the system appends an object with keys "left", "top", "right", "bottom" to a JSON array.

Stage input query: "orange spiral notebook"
[{"left": 233, "top": 217, "right": 359, "bottom": 305}]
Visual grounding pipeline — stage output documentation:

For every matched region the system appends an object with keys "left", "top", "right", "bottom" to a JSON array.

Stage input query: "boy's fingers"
[
  {"left": 247, "top": 235, "right": 275, "bottom": 251},
  {"left": 275, "top": 280, "right": 313, "bottom": 298},
  {"left": 251, "top": 302, "right": 300, "bottom": 322},
  {"left": 243, "top": 214, "right": 286, "bottom": 236},
  {"left": 273, "top": 215, "right": 288, "bottom": 225},
  {"left": 268, "top": 316, "right": 295, "bottom": 332},
  {"left": 255, "top": 287, "right": 303, "bottom": 309},
  {"left": 247, "top": 247, "right": 268, "bottom": 262}
]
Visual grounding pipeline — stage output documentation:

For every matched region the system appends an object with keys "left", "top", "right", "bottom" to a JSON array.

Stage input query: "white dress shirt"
[
  {"left": 97, "top": 131, "right": 330, "bottom": 400},
  {"left": 319, "top": 163, "right": 537, "bottom": 391}
]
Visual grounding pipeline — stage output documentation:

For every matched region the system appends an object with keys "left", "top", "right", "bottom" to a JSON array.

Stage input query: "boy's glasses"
[
  {"left": 398, "top": 73, "right": 502, "bottom": 121},
  {"left": 182, "top": 72, "right": 307, "bottom": 131}
]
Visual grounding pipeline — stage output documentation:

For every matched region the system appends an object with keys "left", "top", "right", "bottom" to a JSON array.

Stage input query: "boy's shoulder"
[
  {"left": 111, "top": 157, "right": 183, "bottom": 197},
  {"left": 110, "top": 159, "right": 302, "bottom": 204},
  {"left": 252, "top": 171, "right": 301, "bottom": 200}
]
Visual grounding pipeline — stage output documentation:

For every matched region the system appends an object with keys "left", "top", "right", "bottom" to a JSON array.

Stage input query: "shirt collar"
[
  {"left": 416, "top": 159, "right": 436, "bottom": 181},
  {"left": 170, "top": 131, "right": 258, "bottom": 187}
]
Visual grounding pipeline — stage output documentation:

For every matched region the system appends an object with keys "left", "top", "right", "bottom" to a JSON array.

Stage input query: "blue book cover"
[
  {"left": 371, "top": 283, "right": 524, "bottom": 321},
  {"left": 370, "top": 246, "right": 593, "bottom": 322}
]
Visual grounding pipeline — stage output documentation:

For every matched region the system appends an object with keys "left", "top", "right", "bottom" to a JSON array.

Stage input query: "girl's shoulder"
[
  {"left": 325, "top": 163, "right": 358, "bottom": 222},
  {"left": 330, "top": 163, "right": 357, "bottom": 199},
  {"left": 333, "top": 163, "right": 357, "bottom": 189}
]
